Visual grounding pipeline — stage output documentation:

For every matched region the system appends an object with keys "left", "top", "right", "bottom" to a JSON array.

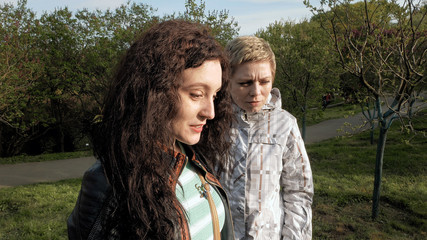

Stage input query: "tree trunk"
[
  {"left": 361, "top": 102, "right": 376, "bottom": 145},
  {"left": 371, "top": 123, "right": 388, "bottom": 219},
  {"left": 370, "top": 123, "right": 375, "bottom": 145},
  {"left": 59, "top": 125, "right": 65, "bottom": 152},
  {"left": 0, "top": 126, "right": 3, "bottom": 157}
]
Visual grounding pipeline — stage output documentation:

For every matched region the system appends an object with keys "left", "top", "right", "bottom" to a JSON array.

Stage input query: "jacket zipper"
[{"left": 197, "top": 171, "right": 221, "bottom": 240}]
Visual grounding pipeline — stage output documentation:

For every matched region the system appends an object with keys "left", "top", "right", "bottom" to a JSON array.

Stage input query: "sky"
[{"left": 0, "top": 0, "right": 319, "bottom": 36}]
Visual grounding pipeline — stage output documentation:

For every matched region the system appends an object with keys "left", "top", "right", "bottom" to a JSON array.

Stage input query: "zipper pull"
[{"left": 195, "top": 183, "right": 208, "bottom": 199}]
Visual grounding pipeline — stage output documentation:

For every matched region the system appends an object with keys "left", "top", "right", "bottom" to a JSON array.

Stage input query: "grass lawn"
[
  {"left": 0, "top": 150, "right": 93, "bottom": 165},
  {"left": 308, "top": 110, "right": 427, "bottom": 239},
  {"left": 305, "top": 102, "right": 363, "bottom": 126},
  {"left": 0, "top": 179, "right": 81, "bottom": 240},
  {"left": 0, "top": 112, "right": 425, "bottom": 239}
]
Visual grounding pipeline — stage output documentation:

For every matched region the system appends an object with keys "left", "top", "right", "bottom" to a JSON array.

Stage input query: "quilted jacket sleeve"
[
  {"left": 280, "top": 120, "right": 314, "bottom": 240},
  {"left": 67, "top": 160, "right": 112, "bottom": 240}
]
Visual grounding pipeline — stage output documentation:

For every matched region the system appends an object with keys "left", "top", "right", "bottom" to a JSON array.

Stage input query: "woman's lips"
[
  {"left": 248, "top": 101, "right": 261, "bottom": 107},
  {"left": 190, "top": 124, "right": 204, "bottom": 133}
]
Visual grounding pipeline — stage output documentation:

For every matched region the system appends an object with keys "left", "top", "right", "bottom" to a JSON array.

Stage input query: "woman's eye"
[
  {"left": 239, "top": 82, "right": 250, "bottom": 87},
  {"left": 261, "top": 81, "right": 270, "bottom": 85},
  {"left": 190, "top": 92, "right": 203, "bottom": 98}
]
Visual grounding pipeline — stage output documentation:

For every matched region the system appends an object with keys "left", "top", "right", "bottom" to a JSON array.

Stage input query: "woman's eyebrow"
[
  {"left": 237, "top": 79, "right": 254, "bottom": 82},
  {"left": 182, "top": 83, "right": 205, "bottom": 88},
  {"left": 183, "top": 83, "right": 220, "bottom": 92}
]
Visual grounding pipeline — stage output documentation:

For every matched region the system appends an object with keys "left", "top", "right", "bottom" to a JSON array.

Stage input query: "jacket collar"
[{"left": 233, "top": 87, "right": 282, "bottom": 122}]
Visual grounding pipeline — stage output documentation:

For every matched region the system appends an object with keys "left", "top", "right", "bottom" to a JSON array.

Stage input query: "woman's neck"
[{"left": 174, "top": 141, "right": 185, "bottom": 154}]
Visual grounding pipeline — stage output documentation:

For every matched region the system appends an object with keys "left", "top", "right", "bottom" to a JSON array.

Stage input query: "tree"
[
  {"left": 339, "top": 71, "right": 378, "bottom": 144},
  {"left": 0, "top": 0, "right": 159, "bottom": 156},
  {"left": 1, "top": 0, "right": 240, "bottom": 157},
  {"left": 0, "top": 0, "right": 46, "bottom": 156},
  {"left": 257, "top": 20, "right": 340, "bottom": 139},
  {"left": 305, "top": 0, "right": 426, "bottom": 218},
  {"left": 34, "top": 2, "right": 159, "bottom": 153},
  {"left": 35, "top": 8, "right": 86, "bottom": 152},
  {"left": 165, "top": 0, "right": 240, "bottom": 46}
]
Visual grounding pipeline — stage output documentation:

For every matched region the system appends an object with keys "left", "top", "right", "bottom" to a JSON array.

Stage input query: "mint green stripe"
[{"left": 176, "top": 160, "right": 225, "bottom": 239}]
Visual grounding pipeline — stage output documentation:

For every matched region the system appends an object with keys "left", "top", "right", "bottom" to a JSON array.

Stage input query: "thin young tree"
[{"left": 305, "top": 0, "right": 426, "bottom": 218}]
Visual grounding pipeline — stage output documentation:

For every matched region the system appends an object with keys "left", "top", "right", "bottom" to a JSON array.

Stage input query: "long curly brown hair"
[{"left": 91, "top": 20, "right": 233, "bottom": 239}]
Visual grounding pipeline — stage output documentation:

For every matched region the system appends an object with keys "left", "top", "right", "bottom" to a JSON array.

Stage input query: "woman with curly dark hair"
[{"left": 67, "top": 20, "right": 234, "bottom": 240}]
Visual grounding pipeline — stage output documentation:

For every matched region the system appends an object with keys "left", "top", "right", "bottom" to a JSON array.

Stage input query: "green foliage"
[
  {"left": 257, "top": 19, "right": 341, "bottom": 138},
  {"left": 0, "top": 0, "right": 238, "bottom": 157},
  {"left": 307, "top": 0, "right": 426, "bottom": 102},
  {"left": 164, "top": 0, "right": 240, "bottom": 46},
  {"left": 31, "top": 2, "right": 158, "bottom": 154},
  {"left": 0, "top": 0, "right": 47, "bottom": 156}
]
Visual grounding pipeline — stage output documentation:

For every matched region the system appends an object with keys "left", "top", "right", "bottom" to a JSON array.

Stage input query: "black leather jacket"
[{"left": 67, "top": 146, "right": 234, "bottom": 240}]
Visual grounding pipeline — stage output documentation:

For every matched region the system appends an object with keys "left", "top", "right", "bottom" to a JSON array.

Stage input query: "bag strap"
[{"left": 196, "top": 171, "right": 221, "bottom": 240}]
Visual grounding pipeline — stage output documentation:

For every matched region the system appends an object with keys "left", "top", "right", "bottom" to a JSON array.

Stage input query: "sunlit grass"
[
  {"left": 308, "top": 110, "right": 427, "bottom": 239},
  {"left": 0, "top": 179, "right": 81, "bottom": 240},
  {"left": 306, "top": 102, "right": 362, "bottom": 126}
]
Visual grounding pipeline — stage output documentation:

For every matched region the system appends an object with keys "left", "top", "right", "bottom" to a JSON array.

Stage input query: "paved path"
[
  {"left": 0, "top": 157, "right": 96, "bottom": 188},
  {"left": 305, "top": 112, "right": 368, "bottom": 144},
  {"left": 305, "top": 93, "right": 427, "bottom": 144},
  {"left": 0, "top": 97, "right": 424, "bottom": 188}
]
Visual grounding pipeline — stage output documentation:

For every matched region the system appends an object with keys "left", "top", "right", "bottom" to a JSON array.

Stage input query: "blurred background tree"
[
  {"left": 258, "top": 19, "right": 340, "bottom": 140},
  {"left": 0, "top": 0, "right": 239, "bottom": 157}
]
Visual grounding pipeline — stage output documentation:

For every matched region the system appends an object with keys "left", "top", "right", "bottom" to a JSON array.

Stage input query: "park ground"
[{"left": 0, "top": 108, "right": 426, "bottom": 239}]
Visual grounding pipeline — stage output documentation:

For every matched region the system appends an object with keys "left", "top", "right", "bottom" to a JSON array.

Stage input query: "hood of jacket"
[{"left": 232, "top": 87, "right": 282, "bottom": 117}]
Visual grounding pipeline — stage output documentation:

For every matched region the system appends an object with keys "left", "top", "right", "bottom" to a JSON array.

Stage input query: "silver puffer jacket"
[{"left": 221, "top": 88, "right": 314, "bottom": 240}]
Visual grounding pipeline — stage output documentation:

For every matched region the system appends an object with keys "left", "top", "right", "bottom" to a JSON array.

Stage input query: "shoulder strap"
[{"left": 196, "top": 171, "right": 221, "bottom": 240}]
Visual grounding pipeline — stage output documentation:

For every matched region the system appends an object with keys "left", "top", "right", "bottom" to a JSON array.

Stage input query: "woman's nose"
[
  {"left": 200, "top": 98, "right": 215, "bottom": 120},
  {"left": 249, "top": 82, "right": 261, "bottom": 96}
]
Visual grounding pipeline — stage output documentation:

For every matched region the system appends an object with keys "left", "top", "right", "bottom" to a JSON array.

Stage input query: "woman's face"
[
  {"left": 230, "top": 60, "right": 273, "bottom": 113},
  {"left": 172, "top": 59, "right": 222, "bottom": 148}
]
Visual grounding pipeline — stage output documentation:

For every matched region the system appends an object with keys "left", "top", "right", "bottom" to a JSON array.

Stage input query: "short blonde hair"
[{"left": 225, "top": 36, "right": 276, "bottom": 79}]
